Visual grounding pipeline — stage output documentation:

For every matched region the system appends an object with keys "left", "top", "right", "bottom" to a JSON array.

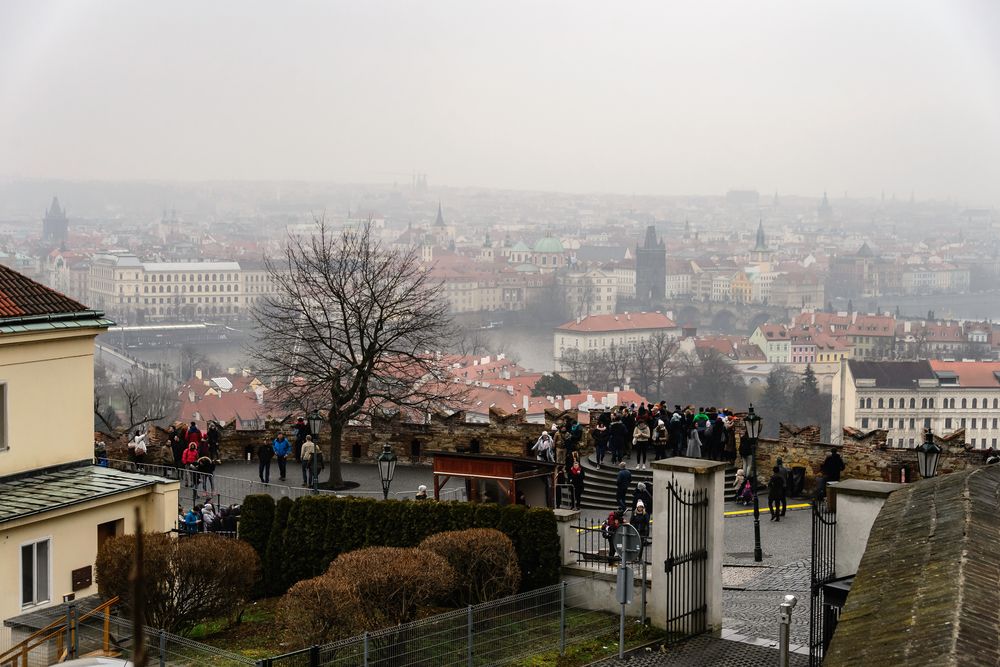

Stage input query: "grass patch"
[
  {"left": 510, "top": 620, "right": 665, "bottom": 666},
  {"left": 192, "top": 598, "right": 292, "bottom": 659}
]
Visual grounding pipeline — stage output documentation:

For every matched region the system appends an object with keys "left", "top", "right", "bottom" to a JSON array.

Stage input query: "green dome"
[{"left": 532, "top": 236, "right": 564, "bottom": 253}]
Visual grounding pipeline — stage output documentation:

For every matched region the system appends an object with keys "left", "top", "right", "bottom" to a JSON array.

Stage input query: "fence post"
[
  {"left": 363, "top": 631, "right": 369, "bottom": 667},
  {"left": 309, "top": 644, "right": 319, "bottom": 667},
  {"left": 71, "top": 603, "right": 79, "bottom": 659},
  {"left": 467, "top": 605, "right": 474, "bottom": 667},
  {"left": 65, "top": 602, "right": 74, "bottom": 660},
  {"left": 158, "top": 629, "right": 166, "bottom": 667},
  {"left": 559, "top": 581, "right": 567, "bottom": 656}
]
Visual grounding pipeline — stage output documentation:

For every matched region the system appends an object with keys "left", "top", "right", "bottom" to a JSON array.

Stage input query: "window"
[
  {"left": 945, "top": 418, "right": 953, "bottom": 429},
  {"left": 861, "top": 418, "right": 869, "bottom": 428},
  {"left": 859, "top": 398, "right": 865, "bottom": 409},
  {"left": 924, "top": 418, "right": 931, "bottom": 429},
  {"left": 910, "top": 398, "right": 916, "bottom": 409},
  {"left": 921, "top": 398, "right": 927, "bottom": 409},
  {"left": 877, "top": 418, "right": 884, "bottom": 428},
  {"left": 962, "top": 398, "right": 967, "bottom": 409},
  {"left": 973, "top": 398, "right": 978, "bottom": 409},
  {"left": 888, "top": 398, "right": 894, "bottom": 409},
  {"left": 910, "top": 418, "right": 916, "bottom": 429},
  {"left": 21, "top": 539, "right": 50, "bottom": 607},
  {"left": 878, "top": 398, "right": 884, "bottom": 409},
  {"left": 899, "top": 397, "right": 905, "bottom": 410},
  {"left": 928, "top": 398, "right": 934, "bottom": 409},
  {"left": 865, "top": 398, "right": 872, "bottom": 409}
]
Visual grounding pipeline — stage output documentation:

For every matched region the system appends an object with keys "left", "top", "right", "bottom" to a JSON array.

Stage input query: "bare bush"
[
  {"left": 276, "top": 576, "right": 354, "bottom": 646},
  {"left": 96, "top": 533, "right": 260, "bottom": 633},
  {"left": 419, "top": 528, "right": 521, "bottom": 605}
]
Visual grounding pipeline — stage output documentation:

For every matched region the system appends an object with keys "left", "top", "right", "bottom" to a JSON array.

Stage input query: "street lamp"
[
  {"left": 307, "top": 410, "right": 324, "bottom": 492},
  {"left": 744, "top": 404, "right": 764, "bottom": 563},
  {"left": 377, "top": 443, "right": 397, "bottom": 500},
  {"left": 916, "top": 428, "right": 941, "bottom": 479}
]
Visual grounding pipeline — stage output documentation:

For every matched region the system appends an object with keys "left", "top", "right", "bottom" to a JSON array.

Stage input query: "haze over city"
[
  {"left": 4, "top": 3, "right": 1000, "bottom": 666},
  {"left": 2, "top": 1, "right": 999, "bottom": 204}
]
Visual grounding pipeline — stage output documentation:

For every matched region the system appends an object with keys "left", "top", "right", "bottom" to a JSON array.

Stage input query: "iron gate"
[
  {"left": 809, "top": 498, "right": 837, "bottom": 666},
  {"left": 662, "top": 480, "right": 708, "bottom": 644}
]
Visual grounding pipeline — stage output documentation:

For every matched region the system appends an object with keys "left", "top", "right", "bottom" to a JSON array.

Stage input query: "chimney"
[
  {"left": 188, "top": 389, "right": 195, "bottom": 402},
  {"left": 563, "top": 398, "right": 571, "bottom": 410},
  {"left": 522, "top": 395, "right": 530, "bottom": 410},
  {"left": 195, "top": 369, "right": 202, "bottom": 380}
]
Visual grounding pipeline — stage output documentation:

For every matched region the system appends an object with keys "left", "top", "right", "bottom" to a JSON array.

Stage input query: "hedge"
[{"left": 240, "top": 495, "right": 561, "bottom": 597}]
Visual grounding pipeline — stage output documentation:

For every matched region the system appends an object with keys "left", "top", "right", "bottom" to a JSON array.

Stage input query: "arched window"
[
  {"left": 973, "top": 398, "right": 978, "bottom": 409},
  {"left": 928, "top": 398, "right": 934, "bottom": 409},
  {"left": 888, "top": 398, "right": 894, "bottom": 409},
  {"left": 994, "top": 399, "right": 999, "bottom": 409},
  {"left": 878, "top": 398, "right": 884, "bottom": 408},
  {"left": 922, "top": 398, "right": 928, "bottom": 409},
  {"left": 899, "top": 397, "right": 905, "bottom": 410},
  {"left": 910, "top": 398, "right": 916, "bottom": 409},
  {"left": 866, "top": 398, "right": 872, "bottom": 409},
  {"left": 962, "top": 398, "right": 967, "bottom": 409},
  {"left": 859, "top": 398, "right": 865, "bottom": 409}
]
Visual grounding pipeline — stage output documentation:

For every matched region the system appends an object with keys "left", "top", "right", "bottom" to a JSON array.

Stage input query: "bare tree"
[
  {"left": 643, "top": 331, "right": 681, "bottom": 398},
  {"left": 249, "top": 219, "right": 463, "bottom": 487},
  {"left": 95, "top": 368, "right": 177, "bottom": 434}
]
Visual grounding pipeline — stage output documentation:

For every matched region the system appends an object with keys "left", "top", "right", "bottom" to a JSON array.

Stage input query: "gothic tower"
[
  {"left": 635, "top": 225, "right": 666, "bottom": 304},
  {"left": 42, "top": 197, "right": 69, "bottom": 247}
]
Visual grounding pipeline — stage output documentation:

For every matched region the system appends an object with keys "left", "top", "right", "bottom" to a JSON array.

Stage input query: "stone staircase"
[{"left": 577, "top": 455, "right": 740, "bottom": 510}]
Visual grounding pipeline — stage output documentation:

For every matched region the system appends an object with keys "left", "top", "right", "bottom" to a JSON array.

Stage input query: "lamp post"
[
  {"left": 307, "top": 410, "right": 324, "bottom": 493},
  {"left": 916, "top": 428, "right": 941, "bottom": 479},
  {"left": 377, "top": 443, "right": 397, "bottom": 500},
  {"left": 744, "top": 404, "right": 764, "bottom": 563}
]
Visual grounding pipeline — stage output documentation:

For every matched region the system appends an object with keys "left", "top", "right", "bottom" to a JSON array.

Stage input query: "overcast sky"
[{"left": 1, "top": 1, "right": 998, "bottom": 204}]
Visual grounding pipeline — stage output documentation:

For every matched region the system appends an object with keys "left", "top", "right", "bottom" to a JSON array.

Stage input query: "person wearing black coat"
[
  {"left": 256, "top": 441, "right": 274, "bottom": 483},
  {"left": 615, "top": 462, "right": 632, "bottom": 511},
  {"left": 608, "top": 417, "right": 627, "bottom": 464},
  {"left": 768, "top": 466, "right": 787, "bottom": 522},
  {"left": 632, "top": 482, "right": 653, "bottom": 514}
]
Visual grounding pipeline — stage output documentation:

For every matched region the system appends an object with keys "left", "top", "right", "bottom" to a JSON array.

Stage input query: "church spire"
[
  {"left": 754, "top": 218, "right": 767, "bottom": 251},
  {"left": 435, "top": 202, "right": 445, "bottom": 227}
]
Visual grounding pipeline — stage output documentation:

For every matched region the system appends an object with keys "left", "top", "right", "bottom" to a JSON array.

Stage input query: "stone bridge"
[{"left": 654, "top": 298, "right": 796, "bottom": 334}]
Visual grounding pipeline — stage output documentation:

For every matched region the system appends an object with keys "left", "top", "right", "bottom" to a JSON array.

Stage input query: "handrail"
[{"left": 0, "top": 596, "right": 120, "bottom": 666}]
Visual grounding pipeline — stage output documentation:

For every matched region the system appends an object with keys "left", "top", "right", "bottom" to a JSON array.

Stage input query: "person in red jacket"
[
  {"left": 185, "top": 422, "right": 202, "bottom": 448},
  {"left": 181, "top": 442, "right": 199, "bottom": 487}
]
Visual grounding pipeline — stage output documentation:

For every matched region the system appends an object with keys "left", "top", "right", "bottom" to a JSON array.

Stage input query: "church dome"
[{"left": 532, "top": 237, "right": 564, "bottom": 253}]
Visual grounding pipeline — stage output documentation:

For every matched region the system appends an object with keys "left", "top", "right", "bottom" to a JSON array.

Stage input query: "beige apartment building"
[
  {"left": 0, "top": 267, "right": 178, "bottom": 643},
  {"left": 89, "top": 253, "right": 254, "bottom": 322},
  {"left": 831, "top": 359, "right": 1000, "bottom": 449},
  {"left": 554, "top": 311, "right": 679, "bottom": 370}
]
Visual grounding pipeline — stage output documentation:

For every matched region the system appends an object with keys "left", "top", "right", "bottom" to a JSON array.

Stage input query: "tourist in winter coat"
[
  {"left": 568, "top": 459, "right": 586, "bottom": 510},
  {"left": 272, "top": 433, "right": 292, "bottom": 481},
  {"left": 768, "top": 466, "right": 787, "bottom": 522},
  {"left": 592, "top": 423, "right": 609, "bottom": 467},
  {"left": 196, "top": 456, "right": 216, "bottom": 493},
  {"left": 256, "top": 440, "right": 274, "bottom": 483},
  {"left": 632, "top": 422, "right": 651, "bottom": 470},
  {"left": 632, "top": 481, "right": 653, "bottom": 514},
  {"left": 652, "top": 419, "right": 668, "bottom": 461},
  {"left": 631, "top": 500, "right": 651, "bottom": 540},
  {"left": 685, "top": 428, "right": 703, "bottom": 459},
  {"left": 615, "top": 462, "right": 632, "bottom": 511},
  {"left": 608, "top": 416, "right": 627, "bottom": 464},
  {"left": 181, "top": 443, "right": 199, "bottom": 487},
  {"left": 532, "top": 431, "right": 554, "bottom": 462}
]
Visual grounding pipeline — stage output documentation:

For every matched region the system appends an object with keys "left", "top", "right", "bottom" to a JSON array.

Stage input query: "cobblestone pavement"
[
  {"left": 722, "top": 501, "right": 812, "bottom": 649},
  {"left": 591, "top": 635, "right": 808, "bottom": 666}
]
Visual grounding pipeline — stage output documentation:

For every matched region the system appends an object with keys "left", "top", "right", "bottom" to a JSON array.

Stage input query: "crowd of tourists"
[
  {"left": 179, "top": 501, "right": 241, "bottom": 535},
  {"left": 254, "top": 416, "right": 324, "bottom": 486}
]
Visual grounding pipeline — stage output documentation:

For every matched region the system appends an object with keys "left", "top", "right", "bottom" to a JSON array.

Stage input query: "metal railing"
[
  {"left": 100, "top": 458, "right": 466, "bottom": 509},
  {"left": 260, "top": 579, "right": 625, "bottom": 667},
  {"left": 571, "top": 517, "right": 652, "bottom": 572}
]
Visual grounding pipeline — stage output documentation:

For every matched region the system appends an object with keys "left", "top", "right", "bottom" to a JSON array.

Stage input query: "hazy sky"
[{"left": 1, "top": 1, "right": 999, "bottom": 204}]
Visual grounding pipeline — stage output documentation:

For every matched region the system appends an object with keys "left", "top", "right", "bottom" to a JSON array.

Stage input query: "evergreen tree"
[{"left": 531, "top": 373, "right": 580, "bottom": 397}]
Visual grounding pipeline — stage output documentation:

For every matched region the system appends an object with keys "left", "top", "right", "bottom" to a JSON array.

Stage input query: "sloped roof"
[
  {"left": 0, "top": 263, "right": 91, "bottom": 319},
  {"left": 848, "top": 360, "right": 935, "bottom": 388},
  {"left": 826, "top": 465, "right": 1000, "bottom": 666},
  {"left": 556, "top": 312, "right": 677, "bottom": 333},
  {"left": 929, "top": 361, "right": 1000, "bottom": 388}
]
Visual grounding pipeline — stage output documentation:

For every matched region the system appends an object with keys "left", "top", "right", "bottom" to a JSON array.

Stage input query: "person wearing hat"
[
  {"left": 633, "top": 481, "right": 653, "bottom": 514},
  {"left": 415, "top": 484, "right": 428, "bottom": 500},
  {"left": 631, "top": 500, "right": 650, "bottom": 540},
  {"left": 532, "top": 431, "right": 554, "bottom": 462}
]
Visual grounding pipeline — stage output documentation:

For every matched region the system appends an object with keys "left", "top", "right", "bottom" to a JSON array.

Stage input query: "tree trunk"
[{"left": 327, "top": 419, "right": 345, "bottom": 487}]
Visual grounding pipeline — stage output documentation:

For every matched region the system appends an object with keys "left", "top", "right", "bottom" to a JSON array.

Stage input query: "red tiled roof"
[
  {"left": 929, "top": 361, "right": 1000, "bottom": 388},
  {"left": 556, "top": 312, "right": 677, "bottom": 333},
  {"left": 0, "top": 264, "right": 89, "bottom": 318}
]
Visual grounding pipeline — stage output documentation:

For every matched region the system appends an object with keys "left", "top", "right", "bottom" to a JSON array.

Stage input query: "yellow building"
[{"left": 0, "top": 266, "right": 178, "bottom": 643}]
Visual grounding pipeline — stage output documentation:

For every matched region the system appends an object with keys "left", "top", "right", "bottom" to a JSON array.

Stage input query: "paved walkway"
[{"left": 592, "top": 635, "right": 808, "bottom": 666}]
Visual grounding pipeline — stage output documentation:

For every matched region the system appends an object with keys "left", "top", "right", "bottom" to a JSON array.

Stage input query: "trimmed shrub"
[
  {"left": 263, "top": 496, "right": 294, "bottom": 596},
  {"left": 419, "top": 528, "right": 521, "bottom": 605},
  {"left": 96, "top": 533, "right": 260, "bottom": 634},
  {"left": 254, "top": 494, "right": 561, "bottom": 595},
  {"left": 238, "top": 494, "right": 275, "bottom": 559},
  {"left": 276, "top": 575, "right": 351, "bottom": 646},
  {"left": 325, "top": 547, "right": 456, "bottom": 629}
]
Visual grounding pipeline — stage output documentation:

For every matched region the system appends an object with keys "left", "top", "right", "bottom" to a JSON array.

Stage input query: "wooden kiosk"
[{"left": 429, "top": 451, "right": 559, "bottom": 507}]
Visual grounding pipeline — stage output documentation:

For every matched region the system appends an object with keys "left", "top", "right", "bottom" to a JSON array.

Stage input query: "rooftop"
[
  {"left": 848, "top": 360, "right": 935, "bottom": 388},
  {"left": 826, "top": 465, "right": 1000, "bottom": 666},
  {"left": 556, "top": 312, "right": 677, "bottom": 333},
  {"left": 929, "top": 360, "right": 1000, "bottom": 388},
  {"left": 0, "top": 464, "right": 168, "bottom": 525}
]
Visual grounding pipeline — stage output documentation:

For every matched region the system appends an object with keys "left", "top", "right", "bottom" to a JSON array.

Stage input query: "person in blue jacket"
[{"left": 273, "top": 432, "right": 292, "bottom": 481}]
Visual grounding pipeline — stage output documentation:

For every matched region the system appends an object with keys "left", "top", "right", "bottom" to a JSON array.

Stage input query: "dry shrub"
[
  {"left": 278, "top": 546, "right": 456, "bottom": 645},
  {"left": 419, "top": 528, "right": 521, "bottom": 605},
  {"left": 326, "top": 547, "right": 456, "bottom": 629},
  {"left": 96, "top": 533, "right": 260, "bottom": 633},
  {"left": 276, "top": 576, "right": 352, "bottom": 646}
]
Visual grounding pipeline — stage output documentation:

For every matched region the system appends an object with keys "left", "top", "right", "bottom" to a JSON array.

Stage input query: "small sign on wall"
[{"left": 71, "top": 566, "right": 92, "bottom": 592}]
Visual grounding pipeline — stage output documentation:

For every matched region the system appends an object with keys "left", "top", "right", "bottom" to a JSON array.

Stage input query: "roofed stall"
[{"left": 430, "top": 451, "right": 559, "bottom": 507}]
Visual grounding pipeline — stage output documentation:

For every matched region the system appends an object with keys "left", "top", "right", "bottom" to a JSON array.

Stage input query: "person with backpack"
[
  {"left": 768, "top": 465, "right": 787, "bottom": 522},
  {"left": 300, "top": 434, "right": 319, "bottom": 486},
  {"left": 601, "top": 510, "right": 623, "bottom": 564}
]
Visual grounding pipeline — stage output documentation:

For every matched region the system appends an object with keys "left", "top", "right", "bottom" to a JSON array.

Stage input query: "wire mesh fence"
[{"left": 261, "top": 579, "right": 625, "bottom": 667}]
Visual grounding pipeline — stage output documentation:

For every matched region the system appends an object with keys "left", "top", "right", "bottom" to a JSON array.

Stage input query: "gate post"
[{"left": 649, "top": 458, "right": 727, "bottom": 635}]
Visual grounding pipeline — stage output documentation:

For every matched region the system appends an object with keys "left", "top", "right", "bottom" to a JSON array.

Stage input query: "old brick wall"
[
  {"left": 204, "top": 406, "right": 580, "bottom": 464},
  {"left": 755, "top": 423, "right": 988, "bottom": 490}
]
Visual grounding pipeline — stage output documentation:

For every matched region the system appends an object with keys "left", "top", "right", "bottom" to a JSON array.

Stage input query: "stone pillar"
[
  {"left": 830, "top": 480, "right": 901, "bottom": 578},
  {"left": 649, "top": 457, "right": 727, "bottom": 633},
  {"left": 554, "top": 508, "right": 581, "bottom": 566}
]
